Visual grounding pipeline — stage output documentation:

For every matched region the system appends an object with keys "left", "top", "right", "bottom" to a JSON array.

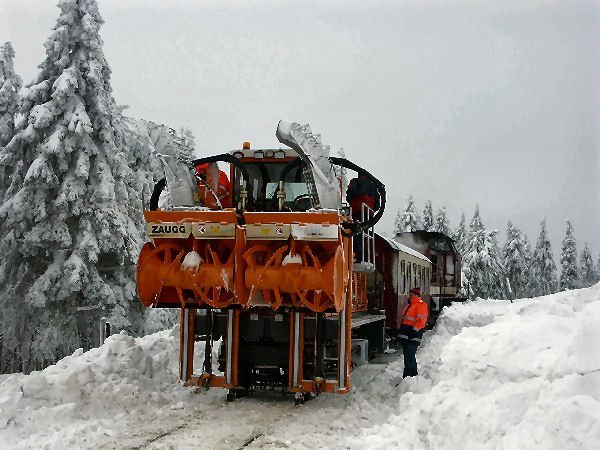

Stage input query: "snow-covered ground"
[{"left": 1, "top": 285, "right": 599, "bottom": 449}]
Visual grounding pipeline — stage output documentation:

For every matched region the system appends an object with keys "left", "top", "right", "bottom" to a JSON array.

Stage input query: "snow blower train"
[{"left": 136, "top": 121, "right": 464, "bottom": 401}]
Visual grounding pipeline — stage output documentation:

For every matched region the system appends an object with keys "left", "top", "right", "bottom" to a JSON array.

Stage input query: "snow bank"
[
  {"left": 0, "top": 328, "right": 192, "bottom": 449},
  {"left": 351, "top": 284, "right": 600, "bottom": 449},
  {"left": 1, "top": 285, "right": 599, "bottom": 449}
]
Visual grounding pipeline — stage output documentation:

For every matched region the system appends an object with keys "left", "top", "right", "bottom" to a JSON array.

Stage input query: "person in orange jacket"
[
  {"left": 397, "top": 287, "right": 429, "bottom": 378},
  {"left": 195, "top": 162, "right": 231, "bottom": 208}
]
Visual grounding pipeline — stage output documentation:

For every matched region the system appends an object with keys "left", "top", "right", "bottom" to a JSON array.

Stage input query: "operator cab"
[{"left": 229, "top": 146, "right": 313, "bottom": 212}]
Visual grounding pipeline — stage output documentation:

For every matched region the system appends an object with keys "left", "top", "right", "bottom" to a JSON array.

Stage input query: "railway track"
[{"left": 118, "top": 357, "right": 401, "bottom": 449}]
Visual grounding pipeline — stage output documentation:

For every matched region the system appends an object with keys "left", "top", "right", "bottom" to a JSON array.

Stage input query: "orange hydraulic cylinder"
[
  {"left": 224, "top": 309, "right": 240, "bottom": 389},
  {"left": 288, "top": 311, "right": 305, "bottom": 392},
  {"left": 179, "top": 308, "right": 195, "bottom": 384}
]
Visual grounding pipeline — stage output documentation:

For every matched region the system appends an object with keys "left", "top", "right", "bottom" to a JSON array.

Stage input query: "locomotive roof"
[
  {"left": 395, "top": 230, "right": 459, "bottom": 255},
  {"left": 376, "top": 233, "right": 431, "bottom": 263}
]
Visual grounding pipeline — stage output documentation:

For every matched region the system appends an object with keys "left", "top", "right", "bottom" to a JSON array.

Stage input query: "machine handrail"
[{"left": 360, "top": 202, "right": 376, "bottom": 267}]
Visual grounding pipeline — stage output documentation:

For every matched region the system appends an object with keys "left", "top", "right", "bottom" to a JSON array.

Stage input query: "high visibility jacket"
[
  {"left": 398, "top": 297, "right": 428, "bottom": 342},
  {"left": 195, "top": 164, "right": 231, "bottom": 208}
]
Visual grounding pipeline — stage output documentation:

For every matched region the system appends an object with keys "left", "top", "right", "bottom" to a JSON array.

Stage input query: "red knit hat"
[{"left": 409, "top": 287, "right": 420, "bottom": 296}]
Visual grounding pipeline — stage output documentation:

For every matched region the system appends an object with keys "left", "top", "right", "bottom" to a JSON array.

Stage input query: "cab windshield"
[
  {"left": 265, "top": 182, "right": 309, "bottom": 202},
  {"left": 231, "top": 158, "right": 312, "bottom": 211}
]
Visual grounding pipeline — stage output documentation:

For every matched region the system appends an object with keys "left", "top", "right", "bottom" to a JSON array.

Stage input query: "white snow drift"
[{"left": 1, "top": 285, "right": 599, "bottom": 449}]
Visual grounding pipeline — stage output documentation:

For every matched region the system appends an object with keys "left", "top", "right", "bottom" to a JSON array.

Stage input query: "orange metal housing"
[
  {"left": 136, "top": 205, "right": 359, "bottom": 397},
  {"left": 137, "top": 209, "right": 351, "bottom": 314},
  {"left": 137, "top": 210, "right": 238, "bottom": 308}
]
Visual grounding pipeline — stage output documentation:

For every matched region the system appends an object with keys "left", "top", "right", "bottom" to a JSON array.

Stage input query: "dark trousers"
[{"left": 400, "top": 339, "right": 420, "bottom": 378}]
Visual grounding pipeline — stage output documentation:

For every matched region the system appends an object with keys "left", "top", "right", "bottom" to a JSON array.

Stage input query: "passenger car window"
[{"left": 401, "top": 260, "right": 406, "bottom": 293}]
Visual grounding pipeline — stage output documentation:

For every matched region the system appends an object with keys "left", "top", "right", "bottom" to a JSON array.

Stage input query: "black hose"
[
  {"left": 191, "top": 153, "right": 251, "bottom": 183},
  {"left": 329, "top": 157, "right": 386, "bottom": 236},
  {"left": 149, "top": 177, "right": 166, "bottom": 211}
]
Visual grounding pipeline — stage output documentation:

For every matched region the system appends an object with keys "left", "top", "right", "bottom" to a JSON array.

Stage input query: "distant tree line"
[{"left": 394, "top": 195, "right": 600, "bottom": 300}]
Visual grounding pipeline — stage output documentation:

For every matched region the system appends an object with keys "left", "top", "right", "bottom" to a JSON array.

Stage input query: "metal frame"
[{"left": 360, "top": 202, "right": 375, "bottom": 267}]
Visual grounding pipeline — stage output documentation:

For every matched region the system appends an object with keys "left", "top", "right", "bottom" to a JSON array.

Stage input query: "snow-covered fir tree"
[
  {"left": 559, "top": 220, "right": 579, "bottom": 291},
  {"left": 529, "top": 219, "right": 558, "bottom": 296},
  {"left": 0, "top": 42, "right": 23, "bottom": 199},
  {"left": 521, "top": 232, "right": 533, "bottom": 294},
  {"left": 393, "top": 209, "right": 402, "bottom": 235},
  {"left": 433, "top": 206, "right": 450, "bottom": 235},
  {"left": 0, "top": 0, "right": 145, "bottom": 372},
  {"left": 394, "top": 195, "right": 421, "bottom": 234},
  {"left": 462, "top": 206, "right": 507, "bottom": 299},
  {"left": 489, "top": 232, "right": 509, "bottom": 298},
  {"left": 580, "top": 244, "right": 595, "bottom": 288},
  {"left": 0, "top": 42, "right": 21, "bottom": 147},
  {"left": 122, "top": 117, "right": 164, "bottom": 204},
  {"left": 453, "top": 212, "right": 467, "bottom": 255},
  {"left": 503, "top": 220, "right": 531, "bottom": 298},
  {"left": 422, "top": 200, "right": 434, "bottom": 231}
]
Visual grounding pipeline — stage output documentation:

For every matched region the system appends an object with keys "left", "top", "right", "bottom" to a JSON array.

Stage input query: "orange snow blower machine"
[{"left": 137, "top": 121, "right": 386, "bottom": 402}]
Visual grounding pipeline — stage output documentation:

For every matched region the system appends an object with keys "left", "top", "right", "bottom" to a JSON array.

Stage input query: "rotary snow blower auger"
[
  {"left": 136, "top": 121, "right": 385, "bottom": 400},
  {"left": 241, "top": 225, "right": 347, "bottom": 312},
  {"left": 136, "top": 184, "right": 239, "bottom": 308}
]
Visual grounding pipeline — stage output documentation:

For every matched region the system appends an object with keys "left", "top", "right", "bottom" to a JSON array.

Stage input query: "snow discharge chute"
[{"left": 275, "top": 120, "right": 340, "bottom": 209}]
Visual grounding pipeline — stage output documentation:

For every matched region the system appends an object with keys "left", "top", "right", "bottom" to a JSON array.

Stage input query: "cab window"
[{"left": 232, "top": 159, "right": 310, "bottom": 211}]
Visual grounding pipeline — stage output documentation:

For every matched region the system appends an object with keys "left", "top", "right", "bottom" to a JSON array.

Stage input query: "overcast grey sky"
[{"left": 2, "top": 0, "right": 599, "bottom": 257}]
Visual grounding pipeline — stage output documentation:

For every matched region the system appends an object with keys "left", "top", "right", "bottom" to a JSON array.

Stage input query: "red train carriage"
[
  {"left": 371, "top": 234, "right": 432, "bottom": 331},
  {"left": 394, "top": 231, "right": 467, "bottom": 322}
]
